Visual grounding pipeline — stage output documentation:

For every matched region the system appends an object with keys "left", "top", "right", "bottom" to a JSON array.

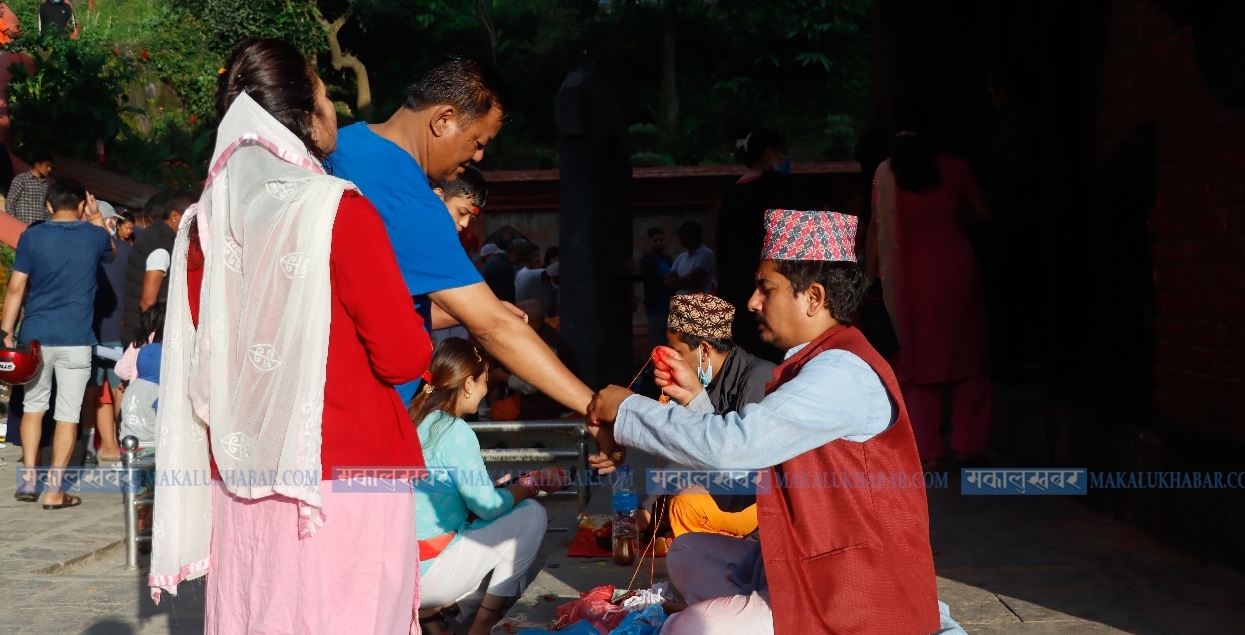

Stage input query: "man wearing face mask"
[
  {"left": 657, "top": 293, "right": 775, "bottom": 537},
  {"left": 665, "top": 294, "right": 775, "bottom": 419}
]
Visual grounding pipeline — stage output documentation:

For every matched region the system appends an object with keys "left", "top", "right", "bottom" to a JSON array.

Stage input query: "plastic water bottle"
[{"left": 611, "top": 466, "right": 639, "bottom": 566}]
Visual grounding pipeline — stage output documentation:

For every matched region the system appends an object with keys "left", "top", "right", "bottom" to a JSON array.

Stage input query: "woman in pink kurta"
[{"left": 869, "top": 132, "right": 992, "bottom": 465}]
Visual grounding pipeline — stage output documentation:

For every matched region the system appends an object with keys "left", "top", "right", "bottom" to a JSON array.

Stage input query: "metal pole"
[
  {"left": 577, "top": 427, "right": 590, "bottom": 514},
  {"left": 121, "top": 435, "right": 139, "bottom": 570}
]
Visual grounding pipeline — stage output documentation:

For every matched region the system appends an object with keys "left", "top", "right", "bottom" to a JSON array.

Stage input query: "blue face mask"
[
  {"left": 696, "top": 352, "right": 713, "bottom": 388},
  {"left": 774, "top": 155, "right": 791, "bottom": 175}
]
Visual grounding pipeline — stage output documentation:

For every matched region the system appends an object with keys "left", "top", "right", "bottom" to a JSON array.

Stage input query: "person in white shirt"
[
  {"left": 514, "top": 250, "right": 546, "bottom": 306},
  {"left": 665, "top": 220, "right": 715, "bottom": 296}
]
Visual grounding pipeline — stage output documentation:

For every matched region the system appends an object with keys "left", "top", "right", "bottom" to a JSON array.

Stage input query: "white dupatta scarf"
[{"left": 149, "top": 93, "right": 354, "bottom": 601}]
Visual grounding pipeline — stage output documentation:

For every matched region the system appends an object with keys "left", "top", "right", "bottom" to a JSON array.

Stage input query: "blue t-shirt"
[
  {"left": 329, "top": 123, "right": 485, "bottom": 404},
  {"left": 13, "top": 220, "right": 112, "bottom": 346},
  {"left": 328, "top": 123, "right": 483, "bottom": 296}
]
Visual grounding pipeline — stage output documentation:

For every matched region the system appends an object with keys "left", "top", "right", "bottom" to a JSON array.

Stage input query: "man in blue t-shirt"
[
  {"left": 328, "top": 57, "right": 620, "bottom": 474},
  {"left": 2, "top": 177, "right": 113, "bottom": 508}
]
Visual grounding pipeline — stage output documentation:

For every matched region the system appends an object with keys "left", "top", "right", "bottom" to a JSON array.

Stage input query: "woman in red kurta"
[
  {"left": 151, "top": 39, "right": 431, "bottom": 635},
  {"left": 870, "top": 132, "right": 992, "bottom": 466}
]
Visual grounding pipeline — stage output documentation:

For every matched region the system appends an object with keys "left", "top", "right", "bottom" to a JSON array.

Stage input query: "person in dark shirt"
[
  {"left": 716, "top": 128, "right": 789, "bottom": 362},
  {"left": 480, "top": 238, "right": 532, "bottom": 303},
  {"left": 84, "top": 201, "right": 131, "bottom": 462},
  {"left": 122, "top": 190, "right": 192, "bottom": 346},
  {"left": 639, "top": 227, "right": 673, "bottom": 351},
  {"left": 37, "top": 0, "right": 77, "bottom": 37},
  {"left": 0, "top": 140, "right": 15, "bottom": 196}
]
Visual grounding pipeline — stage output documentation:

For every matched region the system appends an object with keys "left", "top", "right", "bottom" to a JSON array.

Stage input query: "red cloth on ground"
[
  {"left": 194, "top": 191, "right": 431, "bottom": 477},
  {"left": 873, "top": 154, "right": 990, "bottom": 383}
]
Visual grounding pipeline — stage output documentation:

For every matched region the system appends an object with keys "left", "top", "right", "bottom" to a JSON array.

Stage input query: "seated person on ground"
[
  {"left": 119, "top": 303, "right": 165, "bottom": 448},
  {"left": 644, "top": 293, "right": 776, "bottom": 539},
  {"left": 413, "top": 337, "right": 570, "bottom": 635},
  {"left": 488, "top": 299, "right": 580, "bottom": 421},
  {"left": 587, "top": 210, "right": 968, "bottom": 635}
]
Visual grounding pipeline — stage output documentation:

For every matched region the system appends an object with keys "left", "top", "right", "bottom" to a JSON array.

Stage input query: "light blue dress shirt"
[{"left": 614, "top": 344, "right": 896, "bottom": 470}]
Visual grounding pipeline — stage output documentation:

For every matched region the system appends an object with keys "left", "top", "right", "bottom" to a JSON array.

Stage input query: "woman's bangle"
[{"left": 518, "top": 473, "right": 540, "bottom": 497}]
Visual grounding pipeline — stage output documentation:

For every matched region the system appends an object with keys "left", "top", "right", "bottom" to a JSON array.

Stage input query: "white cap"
[
  {"left": 480, "top": 243, "right": 503, "bottom": 257},
  {"left": 97, "top": 200, "right": 118, "bottom": 220}
]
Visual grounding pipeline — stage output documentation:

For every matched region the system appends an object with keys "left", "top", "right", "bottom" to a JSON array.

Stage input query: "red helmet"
[{"left": 0, "top": 339, "right": 42, "bottom": 386}]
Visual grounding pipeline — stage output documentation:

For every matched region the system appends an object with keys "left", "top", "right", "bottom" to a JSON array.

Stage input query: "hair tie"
[
  {"left": 473, "top": 347, "right": 482, "bottom": 362},
  {"left": 423, "top": 383, "right": 434, "bottom": 394},
  {"left": 421, "top": 370, "right": 433, "bottom": 383}
]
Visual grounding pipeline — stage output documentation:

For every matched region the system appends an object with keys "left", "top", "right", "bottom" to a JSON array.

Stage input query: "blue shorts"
[{"left": 87, "top": 341, "right": 122, "bottom": 388}]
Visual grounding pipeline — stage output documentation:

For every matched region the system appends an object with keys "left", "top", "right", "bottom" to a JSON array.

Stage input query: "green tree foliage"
[
  {"left": 4, "top": 0, "right": 869, "bottom": 178},
  {"left": 330, "top": 0, "right": 870, "bottom": 167},
  {"left": 142, "top": 0, "right": 328, "bottom": 120},
  {"left": 6, "top": 31, "right": 139, "bottom": 159}
]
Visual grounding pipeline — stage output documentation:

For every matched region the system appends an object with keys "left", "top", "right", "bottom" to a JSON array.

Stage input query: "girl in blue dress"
[{"left": 412, "top": 337, "right": 569, "bottom": 635}]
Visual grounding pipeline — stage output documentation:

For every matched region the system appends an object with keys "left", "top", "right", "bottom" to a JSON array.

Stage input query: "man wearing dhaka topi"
[{"left": 587, "top": 210, "right": 967, "bottom": 634}]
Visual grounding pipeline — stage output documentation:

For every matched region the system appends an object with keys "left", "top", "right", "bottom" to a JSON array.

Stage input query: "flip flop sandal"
[
  {"left": 418, "top": 611, "right": 449, "bottom": 633},
  {"left": 43, "top": 494, "right": 82, "bottom": 510},
  {"left": 14, "top": 491, "right": 38, "bottom": 503}
]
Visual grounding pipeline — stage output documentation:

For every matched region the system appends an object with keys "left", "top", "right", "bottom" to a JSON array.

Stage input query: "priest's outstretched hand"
[
  {"left": 586, "top": 386, "right": 634, "bottom": 474},
  {"left": 651, "top": 346, "right": 703, "bottom": 406}
]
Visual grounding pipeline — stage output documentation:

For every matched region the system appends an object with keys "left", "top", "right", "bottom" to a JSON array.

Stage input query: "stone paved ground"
[
  {"left": 2, "top": 441, "right": 1244, "bottom": 634},
  {"left": 0, "top": 442, "right": 204, "bottom": 635}
]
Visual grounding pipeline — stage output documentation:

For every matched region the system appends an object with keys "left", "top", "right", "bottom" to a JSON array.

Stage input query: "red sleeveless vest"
[{"left": 758, "top": 325, "right": 940, "bottom": 634}]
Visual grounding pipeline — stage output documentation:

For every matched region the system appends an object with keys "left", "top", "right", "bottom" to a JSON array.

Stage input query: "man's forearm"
[
  {"left": 1, "top": 277, "right": 26, "bottom": 338},
  {"left": 433, "top": 283, "right": 593, "bottom": 414},
  {"left": 430, "top": 302, "right": 459, "bottom": 330},
  {"left": 139, "top": 271, "right": 164, "bottom": 311},
  {"left": 476, "top": 317, "right": 592, "bottom": 414}
]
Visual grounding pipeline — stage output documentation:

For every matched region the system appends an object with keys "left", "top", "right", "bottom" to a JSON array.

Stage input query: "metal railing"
[
  {"left": 469, "top": 420, "right": 592, "bottom": 513},
  {"left": 119, "top": 420, "right": 595, "bottom": 568},
  {"left": 120, "top": 435, "right": 154, "bottom": 570}
]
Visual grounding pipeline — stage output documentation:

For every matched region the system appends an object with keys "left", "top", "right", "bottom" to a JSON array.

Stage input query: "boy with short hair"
[
  {"left": 429, "top": 166, "right": 487, "bottom": 344},
  {"left": 430, "top": 165, "right": 487, "bottom": 234},
  {"left": 2, "top": 177, "right": 113, "bottom": 508}
]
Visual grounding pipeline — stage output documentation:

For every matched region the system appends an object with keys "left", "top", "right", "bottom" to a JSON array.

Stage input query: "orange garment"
[
  {"left": 668, "top": 493, "right": 757, "bottom": 538},
  {"left": 489, "top": 394, "right": 522, "bottom": 421}
]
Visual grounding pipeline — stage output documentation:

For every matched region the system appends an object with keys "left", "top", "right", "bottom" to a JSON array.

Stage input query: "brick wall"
[{"left": 1097, "top": 0, "right": 1245, "bottom": 441}]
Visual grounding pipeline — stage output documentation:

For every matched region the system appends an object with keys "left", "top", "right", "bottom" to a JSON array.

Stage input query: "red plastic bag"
[{"left": 553, "top": 585, "right": 629, "bottom": 633}]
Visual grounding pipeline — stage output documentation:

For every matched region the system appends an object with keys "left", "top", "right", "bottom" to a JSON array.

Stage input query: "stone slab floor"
[{"left": 2, "top": 442, "right": 1243, "bottom": 634}]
